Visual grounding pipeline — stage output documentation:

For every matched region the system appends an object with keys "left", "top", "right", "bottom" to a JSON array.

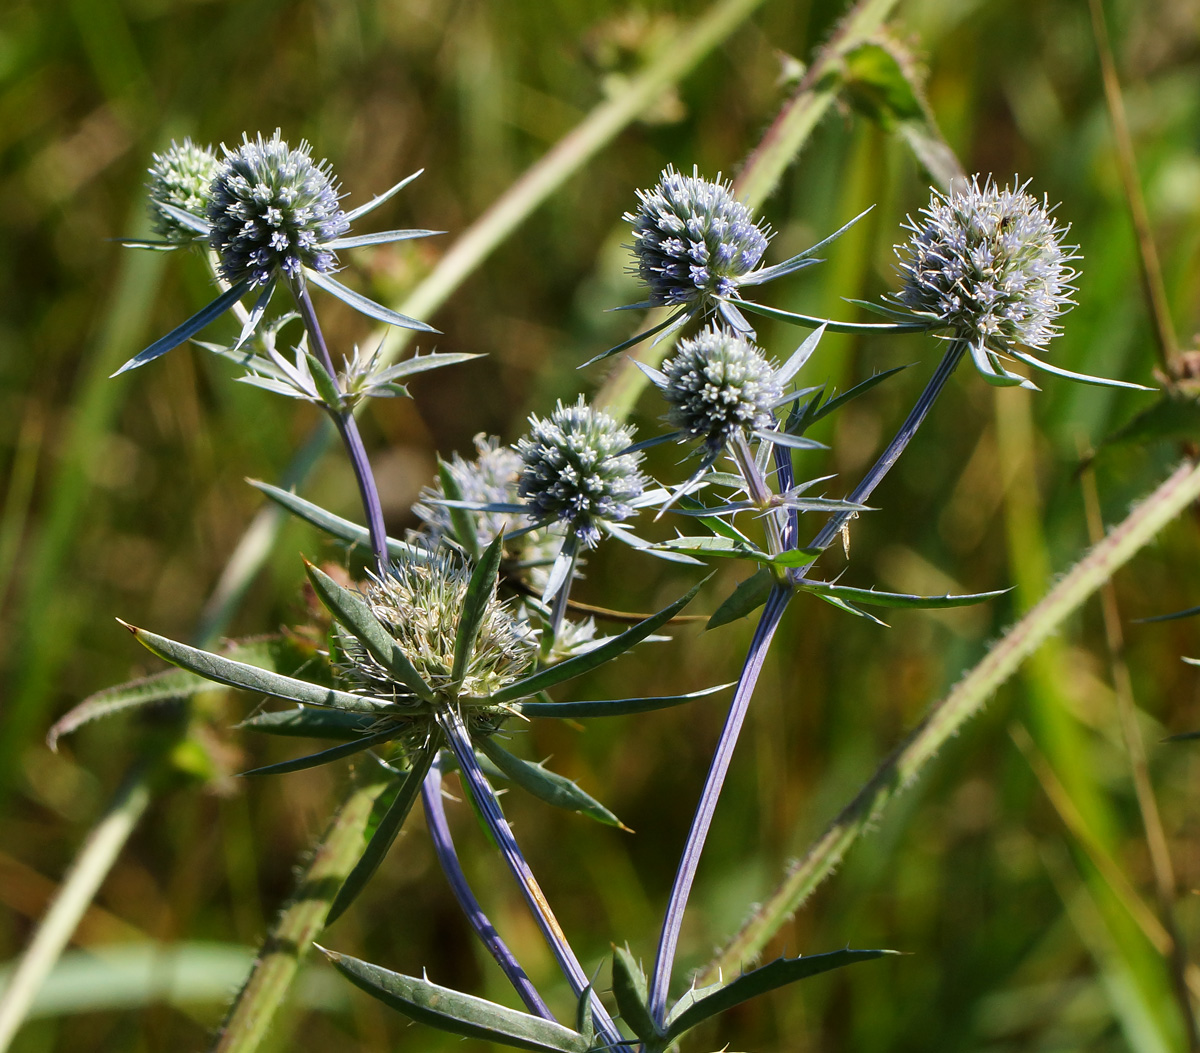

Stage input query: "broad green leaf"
[
  {"left": 250, "top": 480, "right": 428, "bottom": 562},
  {"left": 304, "top": 562, "right": 435, "bottom": 703},
  {"left": 798, "top": 580, "right": 1007, "bottom": 609},
  {"left": 326, "top": 746, "right": 437, "bottom": 924},
  {"left": 611, "top": 946, "right": 660, "bottom": 1044},
  {"left": 515, "top": 683, "right": 729, "bottom": 719},
  {"left": 239, "top": 725, "right": 402, "bottom": 777},
  {"left": 121, "top": 622, "right": 382, "bottom": 712},
  {"left": 322, "top": 950, "right": 591, "bottom": 1052},
  {"left": 438, "top": 459, "right": 481, "bottom": 559},
  {"left": 663, "top": 950, "right": 893, "bottom": 1042},
  {"left": 477, "top": 737, "right": 625, "bottom": 829},
  {"left": 481, "top": 577, "right": 709, "bottom": 706},
  {"left": 238, "top": 706, "right": 378, "bottom": 740},
  {"left": 707, "top": 568, "right": 774, "bottom": 630},
  {"left": 452, "top": 534, "right": 505, "bottom": 685}
]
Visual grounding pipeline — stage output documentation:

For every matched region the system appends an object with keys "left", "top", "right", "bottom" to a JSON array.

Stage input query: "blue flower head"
[
  {"left": 894, "top": 177, "right": 1078, "bottom": 356},
  {"left": 517, "top": 398, "right": 646, "bottom": 547},
  {"left": 627, "top": 165, "right": 770, "bottom": 310},
  {"left": 208, "top": 130, "right": 350, "bottom": 288}
]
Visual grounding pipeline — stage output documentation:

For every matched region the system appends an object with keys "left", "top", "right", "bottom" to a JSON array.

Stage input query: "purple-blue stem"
[
  {"left": 290, "top": 279, "right": 390, "bottom": 575},
  {"left": 421, "top": 762, "right": 554, "bottom": 1020},
  {"left": 648, "top": 341, "right": 966, "bottom": 1023},
  {"left": 436, "top": 707, "right": 629, "bottom": 1051},
  {"left": 647, "top": 582, "right": 790, "bottom": 1024}
]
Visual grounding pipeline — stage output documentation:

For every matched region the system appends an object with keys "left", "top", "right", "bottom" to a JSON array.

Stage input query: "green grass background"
[{"left": 3, "top": 0, "right": 1200, "bottom": 1049}]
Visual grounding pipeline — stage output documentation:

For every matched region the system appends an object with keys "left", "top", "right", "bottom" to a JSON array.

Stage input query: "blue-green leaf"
[
  {"left": 452, "top": 534, "right": 505, "bottom": 685},
  {"left": 480, "top": 577, "right": 709, "bottom": 706},
  {"left": 438, "top": 459, "right": 481, "bottom": 560},
  {"left": 304, "top": 562, "right": 436, "bottom": 703},
  {"left": 737, "top": 298, "right": 926, "bottom": 334},
  {"left": 323, "top": 228, "right": 442, "bottom": 249},
  {"left": 707, "top": 568, "right": 774, "bottom": 629},
  {"left": 663, "top": 950, "right": 894, "bottom": 1042},
  {"left": 798, "top": 580, "right": 1008, "bottom": 608},
  {"left": 1008, "top": 348, "right": 1153, "bottom": 392},
  {"left": 120, "top": 622, "right": 382, "bottom": 712},
  {"left": 342, "top": 169, "right": 424, "bottom": 223},
  {"left": 238, "top": 707, "right": 378, "bottom": 740},
  {"left": 322, "top": 950, "right": 591, "bottom": 1052},
  {"left": 239, "top": 725, "right": 402, "bottom": 777},
  {"left": 304, "top": 268, "right": 438, "bottom": 333},
  {"left": 477, "top": 737, "right": 625, "bottom": 829},
  {"left": 325, "top": 746, "right": 437, "bottom": 924},
  {"left": 611, "top": 946, "right": 660, "bottom": 1044},
  {"left": 111, "top": 280, "right": 252, "bottom": 376},
  {"left": 515, "top": 683, "right": 729, "bottom": 718}
]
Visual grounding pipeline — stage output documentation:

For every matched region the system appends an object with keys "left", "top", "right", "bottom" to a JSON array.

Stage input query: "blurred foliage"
[{"left": 3, "top": 0, "right": 1200, "bottom": 1050}]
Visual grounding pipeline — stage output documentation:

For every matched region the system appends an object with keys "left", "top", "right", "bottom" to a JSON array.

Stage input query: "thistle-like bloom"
[
  {"left": 661, "top": 324, "right": 783, "bottom": 454},
  {"left": 517, "top": 398, "right": 646, "bottom": 546},
  {"left": 341, "top": 553, "right": 532, "bottom": 716},
  {"left": 147, "top": 138, "right": 220, "bottom": 243},
  {"left": 627, "top": 165, "right": 770, "bottom": 310},
  {"left": 892, "top": 177, "right": 1091, "bottom": 387},
  {"left": 208, "top": 131, "right": 349, "bottom": 288}
]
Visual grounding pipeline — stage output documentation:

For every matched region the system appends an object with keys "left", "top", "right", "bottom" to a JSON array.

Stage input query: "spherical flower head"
[
  {"left": 147, "top": 138, "right": 220, "bottom": 243},
  {"left": 626, "top": 165, "right": 770, "bottom": 309},
  {"left": 341, "top": 552, "right": 533, "bottom": 708},
  {"left": 207, "top": 130, "right": 350, "bottom": 288},
  {"left": 894, "top": 176, "right": 1078, "bottom": 352},
  {"left": 517, "top": 398, "right": 646, "bottom": 547},
  {"left": 662, "top": 324, "right": 782, "bottom": 452}
]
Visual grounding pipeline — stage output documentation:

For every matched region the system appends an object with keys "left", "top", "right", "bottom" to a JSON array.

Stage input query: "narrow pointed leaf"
[
  {"left": 482, "top": 577, "right": 709, "bottom": 706},
  {"left": 326, "top": 746, "right": 437, "bottom": 924},
  {"left": 737, "top": 299, "right": 926, "bottom": 334},
  {"left": 734, "top": 253, "right": 820, "bottom": 287},
  {"left": 342, "top": 169, "right": 424, "bottom": 222},
  {"left": 1135, "top": 604, "right": 1200, "bottom": 624},
  {"left": 372, "top": 351, "right": 482, "bottom": 382},
  {"left": 478, "top": 737, "right": 624, "bottom": 828},
  {"left": 438, "top": 460, "right": 481, "bottom": 560},
  {"left": 799, "top": 580, "right": 1008, "bottom": 608},
  {"left": 323, "top": 950, "right": 590, "bottom": 1052},
  {"left": 967, "top": 341, "right": 1030, "bottom": 388},
  {"left": 305, "top": 562, "right": 436, "bottom": 702},
  {"left": 152, "top": 199, "right": 211, "bottom": 234},
  {"left": 674, "top": 495, "right": 753, "bottom": 543},
  {"left": 741, "top": 206, "right": 874, "bottom": 283},
  {"left": 707, "top": 567, "right": 774, "bottom": 629},
  {"left": 238, "top": 706, "right": 378, "bottom": 739},
  {"left": 794, "top": 364, "right": 913, "bottom": 431},
  {"left": 1008, "top": 348, "right": 1153, "bottom": 391},
  {"left": 304, "top": 352, "right": 344, "bottom": 409},
  {"left": 323, "top": 228, "right": 442, "bottom": 249},
  {"left": 1164, "top": 729, "right": 1200, "bottom": 742},
  {"left": 611, "top": 947, "right": 660, "bottom": 1043},
  {"left": 233, "top": 280, "right": 275, "bottom": 351},
  {"left": 250, "top": 480, "right": 428, "bottom": 562},
  {"left": 515, "top": 683, "right": 730, "bottom": 718},
  {"left": 775, "top": 324, "right": 827, "bottom": 384},
  {"left": 753, "top": 429, "right": 827, "bottom": 450},
  {"left": 663, "top": 950, "right": 894, "bottom": 1042},
  {"left": 452, "top": 534, "right": 505, "bottom": 685},
  {"left": 119, "top": 622, "right": 382, "bottom": 712},
  {"left": 111, "top": 280, "right": 252, "bottom": 376},
  {"left": 581, "top": 309, "right": 688, "bottom": 367},
  {"left": 239, "top": 725, "right": 403, "bottom": 777},
  {"left": 843, "top": 297, "right": 919, "bottom": 321},
  {"left": 304, "top": 268, "right": 438, "bottom": 333},
  {"left": 813, "top": 592, "right": 890, "bottom": 626}
]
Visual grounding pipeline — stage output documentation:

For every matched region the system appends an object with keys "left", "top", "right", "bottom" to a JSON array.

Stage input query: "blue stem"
[
  {"left": 421, "top": 762, "right": 554, "bottom": 1021},
  {"left": 647, "top": 583, "right": 791, "bottom": 1024},
  {"left": 436, "top": 708, "right": 629, "bottom": 1050},
  {"left": 290, "top": 279, "right": 390, "bottom": 575}
]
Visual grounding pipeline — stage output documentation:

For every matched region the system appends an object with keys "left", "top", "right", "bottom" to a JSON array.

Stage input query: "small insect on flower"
[
  {"left": 146, "top": 138, "right": 221, "bottom": 244},
  {"left": 517, "top": 398, "right": 647, "bottom": 548},
  {"left": 661, "top": 323, "right": 784, "bottom": 456},
  {"left": 889, "top": 176, "right": 1142, "bottom": 389}
]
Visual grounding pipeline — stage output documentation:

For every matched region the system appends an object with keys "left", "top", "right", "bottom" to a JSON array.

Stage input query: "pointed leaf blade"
[
  {"left": 239, "top": 725, "right": 402, "bottom": 777},
  {"left": 611, "top": 946, "right": 661, "bottom": 1044},
  {"left": 119, "top": 622, "right": 382, "bottom": 712},
  {"left": 477, "top": 737, "right": 625, "bottom": 829},
  {"left": 238, "top": 706, "right": 378, "bottom": 740},
  {"left": 452, "top": 534, "right": 506, "bottom": 685},
  {"left": 515, "top": 683, "right": 729, "bottom": 719},
  {"left": 304, "top": 268, "right": 438, "bottom": 333},
  {"left": 322, "top": 950, "right": 590, "bottom": 1052},
  {"left": 706, "top": 567, "right": 774, "bottom": 629},
  {"left": 798, "top": 580, "right": 1008, "bottom": 609},
  {"left": 326, "top": 747, "right": 437, "bottom": 924},
  {"left": 663, "top": 950, "right": 894, "bottom": 1042},
  {"left": 483, "top": 577, "right": 709, "bottom": 705}
]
